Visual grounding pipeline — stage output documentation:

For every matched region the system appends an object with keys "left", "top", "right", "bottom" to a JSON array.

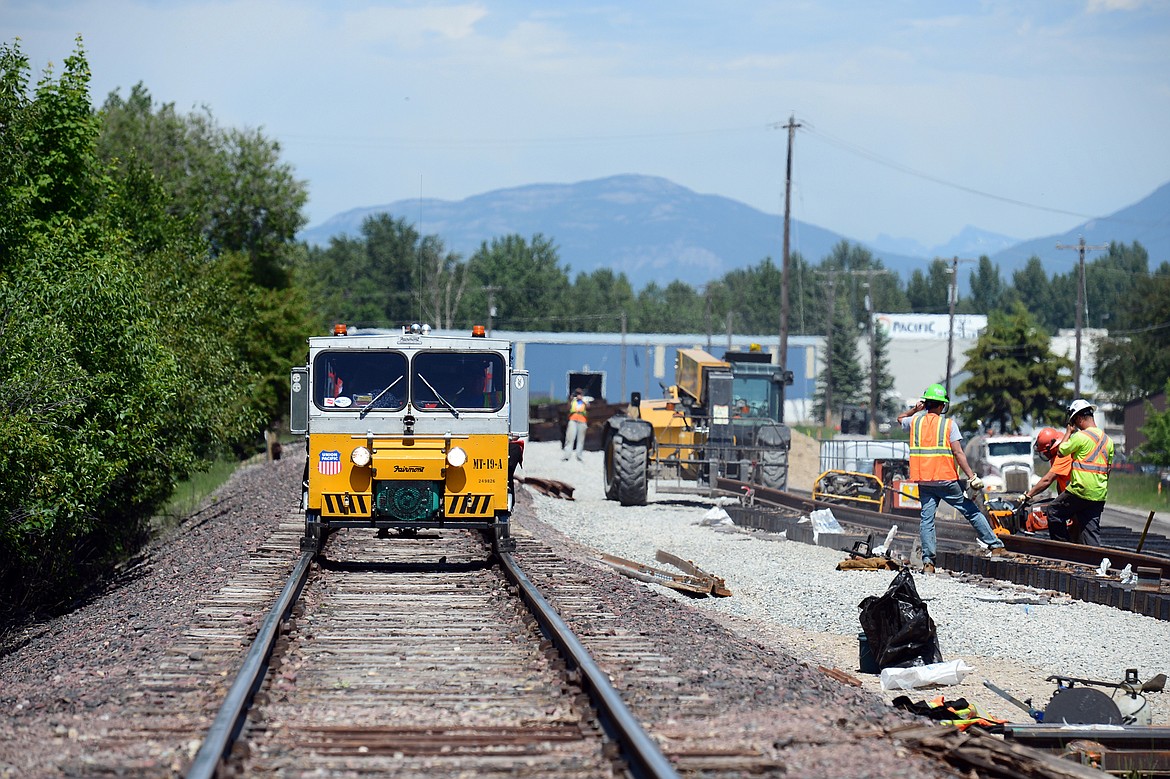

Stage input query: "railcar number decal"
[
  {"left": 446, "top": 493, "right": 492, "bottom": 516},
  {"left": 323, "top": 493, "right": 370, "bottom": 514}
]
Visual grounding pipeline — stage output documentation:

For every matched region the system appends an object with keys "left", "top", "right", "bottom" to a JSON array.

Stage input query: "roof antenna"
[{"left": 417, "top": 173, "right": 423, "bottom": 325}]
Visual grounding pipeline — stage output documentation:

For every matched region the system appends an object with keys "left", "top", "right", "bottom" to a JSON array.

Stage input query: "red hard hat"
[{"left": 1034, "top": 427, "right": 1061, "bottom": 460}]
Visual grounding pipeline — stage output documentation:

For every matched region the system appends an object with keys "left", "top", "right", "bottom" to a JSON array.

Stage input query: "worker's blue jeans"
[{"left": 918, "top": 481, "right": 1003, "bottom": 565}]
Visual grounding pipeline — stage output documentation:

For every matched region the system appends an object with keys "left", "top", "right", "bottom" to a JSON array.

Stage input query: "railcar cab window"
[
  {"left": 313, "top": 351, "right": 407, "bottom": 412},
  {"left": 412, "top": 351, "right": 506, "bottom": 412}
]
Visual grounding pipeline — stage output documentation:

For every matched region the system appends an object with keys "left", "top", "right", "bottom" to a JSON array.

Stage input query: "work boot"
[
  {"left": 923, "top": 563, "right": 936, "bottom": 574},
  {"left": 989, "top": 546, "right": 1008, "bottom": 557}
]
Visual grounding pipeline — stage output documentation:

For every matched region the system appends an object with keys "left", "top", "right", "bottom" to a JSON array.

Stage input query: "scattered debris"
[
  {"left": 818, "top": 665, "right": 862, "bottom": 687},
  {"left": 889, "top": 723, "right": 1108, "bottom": 779},
  {"left": 519, "top": 476, "right": 575, "bottom": 500},
  {"left": 699, "top": 506, "right": 735, "bottom": 527},
  {"left": 800, "top": 507, "right": 845, "bottom": 544},
  {"left": 972, "top": 593, "right": 1050, "bottom": 605},
  {"left": 838, "top": 531, "right": 902, "bottom": 570},
  {"left": 881, "top": 659, "right": 975, "bottom": 691},
  {"left": 837, "top": 557, "right": 899, "bottom": 571},
  {"left": 600, "top": 550, "right": 731, "bottom": 597},
  {"left": 655, "top": 550, "right": 732, "bottom": 597}
]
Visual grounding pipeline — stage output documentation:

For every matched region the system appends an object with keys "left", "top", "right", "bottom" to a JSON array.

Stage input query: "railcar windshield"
[
  {"left": 412, "top": 351, "right": 506, "bottom": 412},
  {"left": 313, "top": 350, "right": 408, "bottom": 411}
]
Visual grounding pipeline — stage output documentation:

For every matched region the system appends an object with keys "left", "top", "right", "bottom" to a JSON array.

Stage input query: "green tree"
[
  {"left": 1135, "top": 378, "right": 1170, "bottom": 466},
  {"left": 952, "top": 303, "right": 1074, "bottom": 433},
  {"left": 300, "top": 214, "right": 423, "bottom": 328},
  {"left": 813, "top": 294, "right": 866, "bottom": 424},
  {"left": 97, "top": 83, "right": 308, "bottom": 287},
  {"left": 462, "top": 234, "right": 570, "bottom": 331},
  {"left": 1012, "top": 257, "right": 1058, "bottom": 331},
  {"left": 0, "top": 39, "right": 278, "bottom": 619},
  {"left": 1085, "top": 241, "right": 1149, "bottom": 330},
  {"left": 632, "top": 280, "right": 704, "bottom": 333},
  {"left": 906, "top": 258, "right": 951, "bottom": 315},
  {"left": 967, "top": 256, "right": 1016, "bottom": 314},
  {"left": 420, "top": 234, "right": 469, "bottom": 330},
  {"left": 97, "top": 83, "right": 315, "bottom": 427},
  {"left": 1094, "top": 265, "right": 1170, "bottom": 413},
  {"left": 569, "top": 268, "right": 635, "bottom": 332},
  {"left": 869, "top": 313, "right": 900, "bottom": 423}
]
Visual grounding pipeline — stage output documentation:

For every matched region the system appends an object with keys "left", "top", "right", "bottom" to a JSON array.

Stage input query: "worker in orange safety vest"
[
  {"left": 898, "top": 383, "right": 1006, "bottom": 574},
  {"left": 562, "top": 387, "right": 590, "bottom": 462},
  {"left": 1017, "top": 427, "right": 1075, "bottom": 540}
]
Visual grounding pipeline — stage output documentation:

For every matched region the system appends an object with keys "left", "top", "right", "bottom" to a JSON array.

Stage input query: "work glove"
[
  {"left": 968, "top": 475, "right": 984, "bottom": 491},
  {"left": 1016, "top": 493, "right": 1032, "bottom": 507}
]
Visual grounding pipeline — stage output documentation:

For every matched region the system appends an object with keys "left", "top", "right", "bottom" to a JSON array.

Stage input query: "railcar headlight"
[
  {"left": 446, "top": 446, "right": 468, "bottom": 467},
  {"left": 351, "top": 446, "right": 372, "bottom": 467}
]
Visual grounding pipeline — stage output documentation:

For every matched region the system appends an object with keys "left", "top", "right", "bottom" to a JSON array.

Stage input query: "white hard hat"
[{"left": 1066, "top": 398, "right": 1095, "bottom": 424}]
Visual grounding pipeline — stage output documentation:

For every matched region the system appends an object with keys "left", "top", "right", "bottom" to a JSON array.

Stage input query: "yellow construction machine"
[{"left": 602, "top": 346, "right": 792, "bottom": 505}]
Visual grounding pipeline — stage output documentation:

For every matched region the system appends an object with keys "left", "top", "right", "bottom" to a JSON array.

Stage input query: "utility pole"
[
  {"left": 772, "top": 114, "right": 801, "bottom": 385},
  {"left": 944, "top": 256, "right": 977, "bottom": 402},
  {"left": 1057, "top": 237, "right": 1108, "bottom": 397}
]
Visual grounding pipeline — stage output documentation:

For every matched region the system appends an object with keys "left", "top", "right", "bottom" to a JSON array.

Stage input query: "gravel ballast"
[{"left": 519, "top": 440, "right": 1170, "bottom": 725}]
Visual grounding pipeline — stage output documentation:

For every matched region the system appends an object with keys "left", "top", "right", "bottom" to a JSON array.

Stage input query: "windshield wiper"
[
  {"left": 359, "top": 375, "right": 403, "bottom": 419},
  {"left": 417, "top": 373, "right": 460, "bottom": 418}
]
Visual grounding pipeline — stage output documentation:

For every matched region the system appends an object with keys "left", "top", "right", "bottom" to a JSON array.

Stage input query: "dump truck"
[{"left": 602, "top": 346, "right": 792, "bottom": 505}]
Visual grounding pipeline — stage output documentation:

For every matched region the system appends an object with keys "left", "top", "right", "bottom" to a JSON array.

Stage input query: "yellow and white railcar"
[{"left": 290, "top": 323, "right": 528, "bottom": 555}]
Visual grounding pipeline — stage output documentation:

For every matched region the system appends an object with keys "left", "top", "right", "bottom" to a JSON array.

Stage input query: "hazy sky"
[{"left": 6, "top": 1, "right": 1169, "bottom": 251}]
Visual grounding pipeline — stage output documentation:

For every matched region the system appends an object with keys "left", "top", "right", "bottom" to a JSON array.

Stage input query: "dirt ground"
[{"left": 788, "top": 429, "right": 822, "bottom": 492}]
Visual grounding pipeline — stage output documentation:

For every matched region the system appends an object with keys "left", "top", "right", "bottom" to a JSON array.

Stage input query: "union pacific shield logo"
[{"left": 318, "top": 450, "right": 342, "bottom": 475}]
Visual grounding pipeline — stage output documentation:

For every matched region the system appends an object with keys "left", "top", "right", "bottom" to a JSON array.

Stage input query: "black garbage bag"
[{"left": 858, "top": 568, "right": 943, "bottom": 669}]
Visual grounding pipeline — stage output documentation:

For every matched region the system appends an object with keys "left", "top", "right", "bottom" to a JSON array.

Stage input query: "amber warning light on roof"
[
  {"left": 472, "top": 325, "right": 486, "bottom": 337},
  {"left": 333, "top": 323, "right": 348, "bottom": 336}
]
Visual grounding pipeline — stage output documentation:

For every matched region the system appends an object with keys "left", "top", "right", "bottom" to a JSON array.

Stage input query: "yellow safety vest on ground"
[
  {"left": 1059, "top": 426, "right": 1113, "bottom": 501},
  {"left": 908, "top": 413, "right": 958, "bottom": 482}
]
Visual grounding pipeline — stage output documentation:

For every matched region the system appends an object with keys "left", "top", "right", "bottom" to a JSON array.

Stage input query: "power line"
[{"left": 801, "top": 123, "right": 1165, "bottom": 227}]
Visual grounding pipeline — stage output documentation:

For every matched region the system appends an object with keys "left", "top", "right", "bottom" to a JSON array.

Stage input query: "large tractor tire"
[
  {"left": 603, "top": 428, "right": 620, "bottom": 500},
  {"left": 614, "top": 438, "right": 649, "bottom": 506},
  {"left": 603, "top": 416, "right": 653, "bottom": 506},
  {"left": 756, "top": 423, "right": 791, "bottom": 491}
]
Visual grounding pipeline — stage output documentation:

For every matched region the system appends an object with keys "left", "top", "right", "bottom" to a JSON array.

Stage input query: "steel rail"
[
  {"left": 186, "top": 549, "right": 315, "bottom": 779},
  {"left": 498, "top": 551, "right": 681, "bottom": 779},
  {"left": 719, "top": 477, "right": 1170, "bottom": 572},
  {"left": 718, "top": 477, "right": 1170, "bottom": 620}
]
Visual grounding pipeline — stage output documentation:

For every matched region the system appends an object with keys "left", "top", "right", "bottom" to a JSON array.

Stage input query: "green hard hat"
[{"left": 922, "top": 383, "right": 948, "bottom": 403}]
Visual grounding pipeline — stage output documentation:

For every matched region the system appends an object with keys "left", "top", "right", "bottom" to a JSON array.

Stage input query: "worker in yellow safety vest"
[
  {"left": 1045, "top": 398, "right": 1114, "bottom": 547},
  {"left": 562, "top": 387, "right": 590, "bottom": 461},
  {"left": 898, "top": 383, "right": 1007, "bottom": 574}
]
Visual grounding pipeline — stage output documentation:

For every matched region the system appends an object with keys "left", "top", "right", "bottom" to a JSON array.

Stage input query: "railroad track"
[
  {"left": 187, "top": 528, "right": 677, "bottom": 779},
  {"left": 718, "top": 478, "right": 1170, "bottom": 621}
]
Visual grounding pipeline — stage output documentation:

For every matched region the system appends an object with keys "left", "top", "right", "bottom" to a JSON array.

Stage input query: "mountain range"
[{"left": 299, "top": 174, "right": 1170, "bottom": 290}]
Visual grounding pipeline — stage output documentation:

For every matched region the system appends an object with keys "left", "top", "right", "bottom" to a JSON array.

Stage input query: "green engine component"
[{"left": 373, "top": 480, "right": 442, "bottom": 521}]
